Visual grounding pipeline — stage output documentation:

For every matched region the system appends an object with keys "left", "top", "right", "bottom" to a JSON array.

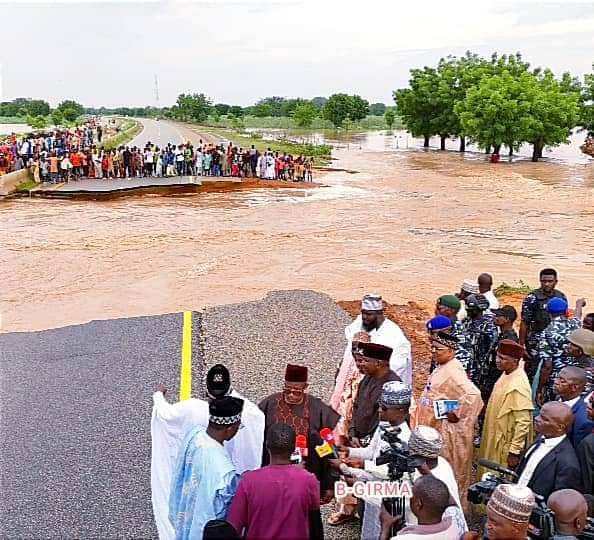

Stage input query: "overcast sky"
[{"left": 1, "top": 0, "right": 593, "bottom": 108}]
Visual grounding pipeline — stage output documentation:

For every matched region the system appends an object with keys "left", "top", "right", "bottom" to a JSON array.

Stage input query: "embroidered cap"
[
  {"left": 487, "top": 484, "right": 535, "bottom": 523},
  {"left": 462, "top": 279, "right": 480, "bottom": 294},
  {"left": 206, "top": 364, "right": 231, "bottom": 398},
  {"left": 361, "top": 293, "right": 384, "bottom": 311},
  {"left": 408, "top": 426, "right": 443, "bottom": 458},
  {"left": 209, "top": 396, "right": 244, "bottom": 425},
  {"left": 381, "top": 381, "right": 412, "bottom": 407},
  {"left": 431, "top": 331, "right": 458, "bottom": 350}
]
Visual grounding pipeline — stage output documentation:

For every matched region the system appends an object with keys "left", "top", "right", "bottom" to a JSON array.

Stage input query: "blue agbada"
[{"left": 169, "top": 427, "right": 239, "bottom": 540}]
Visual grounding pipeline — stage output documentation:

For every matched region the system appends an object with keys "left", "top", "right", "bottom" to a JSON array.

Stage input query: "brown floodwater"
[{"left": 1, "top": 132, "right": 593, "bottom": 333}]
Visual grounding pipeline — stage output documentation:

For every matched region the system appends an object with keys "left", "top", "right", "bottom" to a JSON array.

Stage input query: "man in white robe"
[
  {"left": 265, "top": 154, "right": 276, "bottom": 180},
  {"left": 337, "top": 294, "right": 412, "bottom": 388},
  {"left": 151, "top": 364, "right": 265, "bottom": 540}
]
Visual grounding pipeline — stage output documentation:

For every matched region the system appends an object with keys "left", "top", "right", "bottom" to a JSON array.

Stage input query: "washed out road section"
[{"left": 0, "top": 312, "right": 204, "bottom": 538}]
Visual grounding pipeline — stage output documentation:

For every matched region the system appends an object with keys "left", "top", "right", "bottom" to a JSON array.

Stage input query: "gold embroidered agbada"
[
  {"left": 478, "top": 367, "right": 534, "bottom": 477},
  {"left": 410, "top": 358, "right": 483, "bottom": 512}
]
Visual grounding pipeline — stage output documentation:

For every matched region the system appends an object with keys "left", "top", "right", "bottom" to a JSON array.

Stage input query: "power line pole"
[{"left": 154, "top": 74, "right": 159, "bottom": 108}]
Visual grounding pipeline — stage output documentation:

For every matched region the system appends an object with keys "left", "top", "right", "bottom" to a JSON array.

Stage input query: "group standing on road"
[{"left": 151, "top": 269, "right": 594, "bottom": 540}]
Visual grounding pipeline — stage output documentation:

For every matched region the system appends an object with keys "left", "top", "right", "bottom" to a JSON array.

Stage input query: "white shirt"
[
  {"left": 517, "top": 434, "right": 566, "bottom": 486},
  {"left": 346, "top": 315, "right": 412, "bottom": 385},
  {"left": 560, "top": 396, "right": 580, "bottom": 409},
  {"left": 483, "top": 290, "right": 500, "bottom": 311}
]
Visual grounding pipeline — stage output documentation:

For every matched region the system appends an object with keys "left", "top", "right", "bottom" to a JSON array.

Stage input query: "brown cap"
[
  {"left": 497, "top": 339, "right": 525, "bottom": 360},
  {"left": 487, "top": 484, "right": 535, "bottom": 523}
]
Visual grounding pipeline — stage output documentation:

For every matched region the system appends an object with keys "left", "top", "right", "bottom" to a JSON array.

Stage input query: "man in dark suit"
[
  {"left": 554, "top": 366, "right": 594, "bottom": 447},
  {"left": 515, "top": 401, "right": 582, "bottom": 500}
]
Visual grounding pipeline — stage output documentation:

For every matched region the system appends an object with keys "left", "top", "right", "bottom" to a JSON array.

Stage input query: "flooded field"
[{"left": 1, "top": 131, "right": 592, "bottom": 332}]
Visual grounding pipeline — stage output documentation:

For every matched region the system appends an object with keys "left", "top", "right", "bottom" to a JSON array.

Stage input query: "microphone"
[
  {"left": 296, "top": 434, "right": 308, "bottom": 458},
  {"left": 478, "top": 458, "right": 518, "bottom": 479},
  {"left": 319, "top": 428, "right": 339, "bottom": 458}
]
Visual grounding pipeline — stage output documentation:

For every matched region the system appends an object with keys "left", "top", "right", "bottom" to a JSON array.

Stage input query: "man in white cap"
[
  {"left": 456, "top": 279, "right": 480, "bottom": 321},
  {"left": 336, "top": 294, "right": 412, "bottom": 388},
  {"left": 485, "top": 484, "right": 535, "bottom": 540},
  {"left": 151, "top": 365, "right": 264, "bottom": 540}
]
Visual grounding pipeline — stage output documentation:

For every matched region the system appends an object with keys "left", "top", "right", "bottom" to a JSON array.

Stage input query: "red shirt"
[
  {"left": 70, "top": 153, "right": 82, "bottom": 167},
  {"left": 228, "top": 464, "right": 319, "bottom": 539}
]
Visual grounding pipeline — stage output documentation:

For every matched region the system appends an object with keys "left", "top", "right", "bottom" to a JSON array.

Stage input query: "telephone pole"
[{"left": 154, "top": 74, "right": 159, "bottom": 108}]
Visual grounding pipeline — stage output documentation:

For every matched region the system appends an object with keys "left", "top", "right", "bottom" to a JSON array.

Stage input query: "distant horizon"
[{"left": 1, "top": 0, "right": 593, "bottom": 108}]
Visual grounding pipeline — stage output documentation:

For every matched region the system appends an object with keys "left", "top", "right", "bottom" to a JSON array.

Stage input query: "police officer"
[{"left": 519, "top": 268, "right": 566, "bottom": 382}]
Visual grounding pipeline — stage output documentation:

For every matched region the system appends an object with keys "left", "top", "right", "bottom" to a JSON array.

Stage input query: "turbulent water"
[{"left": 1, "top": 131, "right": 593, "bottom": 333}]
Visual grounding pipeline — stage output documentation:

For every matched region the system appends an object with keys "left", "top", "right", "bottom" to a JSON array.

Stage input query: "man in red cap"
[
  {"left": 259, "top": 363, "right": 340, "bottom": 539},
  {"left": 479, "top": 340, "right": 534, "bottom": 476}
]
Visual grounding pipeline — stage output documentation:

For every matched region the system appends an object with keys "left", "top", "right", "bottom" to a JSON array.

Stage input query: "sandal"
[{"left": 327, "top": 512, "right": 356, "bottom": 526}]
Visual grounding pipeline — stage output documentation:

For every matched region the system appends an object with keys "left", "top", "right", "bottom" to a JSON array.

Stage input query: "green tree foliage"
[
  {"left": 61, "top": 107, "right": 81, "bottom": 123},
  {"left": 323, "top": 94, "right": 370, "bottom": 127},
  {"left": 253, "top": 102, "right": 273, "bottom": 117},
  {"left": 581, "top": 64, "right": 594, "bottom": 135},
  {"left": 293, "top": 102, "right": 318, "bottom": 128},
  {"left": 214, "top": 103, "right": 231, "bottom": 115},
  {"left": 50, "top": 110, "right": 64, "bottom": 127},
  {"left": 229, "top": 105, "right": 245, "bottom": 118},
  {"left": 323, "top": 94, "right": 352, "bottom": 127},
  {"left": 0, "top": 98, "right": 50, "bottom": 118},
  {"left": 311, "top": 97, "right": 327, "bottom": 109},
  {"left": 394, "top": 67, "right": 441, "bottom": 146},
  {"left": 26, "top": 114, "right": 48, "bottom": 129},
  {"left": 369, "top": 103, "right": 387, "bottom": 116},
  {"left": 174, "top": 93, "right": 212, "bottom": 122},
  {"left": 57, "top": 100, "right": 84, "bottom": 118},
  {"left": 384, "top": 109, "right": 396, "bottom": 129}
]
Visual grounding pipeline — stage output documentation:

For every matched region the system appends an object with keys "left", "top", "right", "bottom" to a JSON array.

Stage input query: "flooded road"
[{"left": 1, "top": 131, "right": 593, "bottom": 332}]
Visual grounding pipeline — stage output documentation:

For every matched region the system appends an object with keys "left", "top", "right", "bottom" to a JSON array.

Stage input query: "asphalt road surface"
[
  {"left": 129, "top": 118, "right": 183, "bottom": 149},
  {"left": 0, "top": 312, "right": 203, "bottom": 538}
]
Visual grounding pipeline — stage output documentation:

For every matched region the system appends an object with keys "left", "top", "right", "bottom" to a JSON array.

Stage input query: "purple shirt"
[{"left": 227, "top": 464, "right": 320, "bottom": 539}]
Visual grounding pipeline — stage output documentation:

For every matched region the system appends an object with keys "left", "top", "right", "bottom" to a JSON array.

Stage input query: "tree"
[
  {"left": 311, "top": 96, "right": 327, "bottom": 109},
  {"left": 384, "top": 109, "right": 396, "bottom": 129},
  {"left": 57, "top": 100, "right": 84, "bottom": 118},
  {"left": 293, "top": 102, "right": 318, "bottom": 128},
  {"left": 61, "top": 107, "right": 81, "bottom": 123},
  {"left": 455, "top": 70, "right": 535, "bottom": 155},
  {"left": 214, "top": 103, "right": 230, "bottom": 116},
  {"left": 50, "top": 110, "right": 64, "bottom": 127},
  {"left": 26, "top": 115, "right": 48, "bottom": 129},
  {"left": 254, "top": 96, "right": 286, "bottom": 117},
  {"left": 349, "top": 95, "right": 369, "bottom": 121},
  {"left": 27, "top": 100, "right": 50, "bottom": 117},
  {"left": 580, "top": 64, "right": 594, "bottom": 135},
  {"left": 175, "top": 93, "right": 212, "bottom": 122},
  {"left": 523, "top": 69, "right": 580, "bottom": 161},
  {"left": 253, "top": 102, "right": 273, "bottom": 117},
  {"left": 369, "top": 103, "right": 387, "bottom": 116},
  {"left": 394, "top": 67, "right": 441, "bottom": 146},
  {"left": 229, "top": 105, "right": 245, "bottom": 118},
  {"left": 323, "top": 93, "right": 352, "bottom": 127}
]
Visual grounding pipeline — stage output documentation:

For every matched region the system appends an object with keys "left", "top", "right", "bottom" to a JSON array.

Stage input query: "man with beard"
[
  {"left": 259, "top": 364, "right": 340, "bottom": 539},
  {"left": 341, "top": 293, "right": 412, "bottom": 385},
  {"left": 520, "top": 268, "right": 567, "bottom": 381}
]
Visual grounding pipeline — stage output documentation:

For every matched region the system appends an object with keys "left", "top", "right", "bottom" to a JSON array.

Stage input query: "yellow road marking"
[{"left": 180, "top": 311, "right": 192, "bottom": 400}]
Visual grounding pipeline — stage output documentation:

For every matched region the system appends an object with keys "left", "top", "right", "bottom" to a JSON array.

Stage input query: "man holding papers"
[{"left": 410, "top": 331, "right": 483, "bottom": 511}]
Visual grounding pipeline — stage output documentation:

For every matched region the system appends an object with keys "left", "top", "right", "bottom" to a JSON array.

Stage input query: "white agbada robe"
[
  {"left": 265, "top": 156, "right": 275, "bottom": 179},
  {"left": 343, "top": 315, "right": 412, "bottom": 385},
  {"left": 151, "top": 390, "right": 265, "bottom": 540}
]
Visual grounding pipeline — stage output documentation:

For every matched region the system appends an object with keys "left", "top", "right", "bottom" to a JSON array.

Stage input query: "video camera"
[
  {"left": 468, "top": 459, "right": 594, "bottom": 540},
  {"left": 375, "top": 425, "right": 426, "bottom": 536},
  {"left": 375, "top": 424, "right": 426, "bottom": 482}
]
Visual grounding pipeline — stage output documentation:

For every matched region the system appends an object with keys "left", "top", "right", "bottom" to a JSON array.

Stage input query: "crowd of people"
[
  {"left": 150, "top": 268, "right": 593, "bottom": 540},
  {"left": 0, "top": 124, "right": 315, "bottom": 183},
  {"left": 0, "top": 120, "right": 103, "bottom": 177}
]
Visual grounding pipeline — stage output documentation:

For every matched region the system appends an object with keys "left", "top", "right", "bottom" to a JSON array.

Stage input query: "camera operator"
[
  {"left": 379, "top": 475, "right": 460, "bottom": 540},
  {"left": 331, "top": 381, "right": 412, "bottom": 539},
  {"left": 515, "top": 401, "right": 581, "bottom": 500},
  {"left": 548, "top": 489, "right": 589, "bottom": 540},
  {"left": 405, "top": 426, "right": 467, "bottom": 535}
]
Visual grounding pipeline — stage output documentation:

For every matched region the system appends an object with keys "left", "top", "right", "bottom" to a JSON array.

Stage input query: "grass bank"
[
  {"left": 187, "top": 123, "right": 333, "bottom": 164},
  {"left": 204, "top": 114, "right": 405, "bottom": 131},
  {"left": 99, "top": 119, "right": 142, "bottom": 150},
  {"left": 494, "top": 281, "right": 533, "bottom": 297},
  {"left": 0, "top": 116, "right": 26, "bottom": 124}
]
